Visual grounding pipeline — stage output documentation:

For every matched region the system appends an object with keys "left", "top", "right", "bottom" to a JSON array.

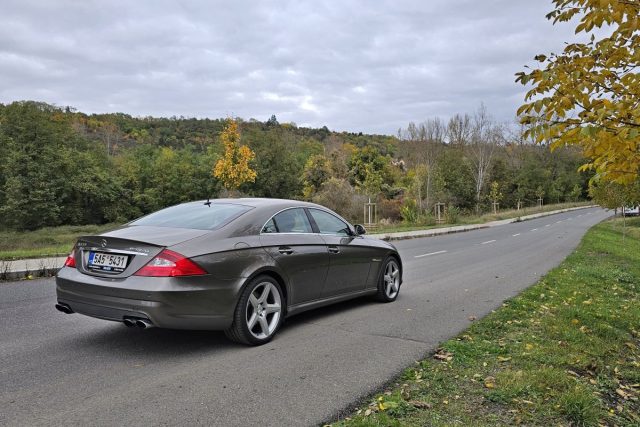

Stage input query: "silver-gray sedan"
[{"left": 56, "top": 198, "right": 402, "bottom": 345}]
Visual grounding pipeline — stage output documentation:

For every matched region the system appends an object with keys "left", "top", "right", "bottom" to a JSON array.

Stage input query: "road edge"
[
  {"left": 369, "top": 205, "right": 599, "bottom": 241},
  {"left": 1, "top": 205, "right": 600, "bottom": 281}
]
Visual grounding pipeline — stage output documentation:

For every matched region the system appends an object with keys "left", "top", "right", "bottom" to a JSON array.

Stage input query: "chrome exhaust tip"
[
  {"left": 122, "top": 318, "right": 137, "bottom": 328},
  {"left": 135, "top": 319, "right": 153, "bottom": 329},
  {"left": 55, "top": 303, "right": 73, "bottom": 314}
]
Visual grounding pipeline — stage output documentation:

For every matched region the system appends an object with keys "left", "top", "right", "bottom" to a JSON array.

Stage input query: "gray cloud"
[{"left": 0, "top": 0, "right": 584, "bottom": 134}]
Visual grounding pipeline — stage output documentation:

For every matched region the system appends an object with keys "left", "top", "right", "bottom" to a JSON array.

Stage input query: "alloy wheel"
[
  {"left": 245, "top": 281, "right": 282, "bottom": 339},
  {"left": 383, "top": 260, "right": 400, "bottom": 299}
]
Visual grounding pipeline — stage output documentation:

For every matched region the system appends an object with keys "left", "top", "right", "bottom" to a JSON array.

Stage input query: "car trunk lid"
[{"left": 74, "top": 226, "right": 210, "bottom": 278}]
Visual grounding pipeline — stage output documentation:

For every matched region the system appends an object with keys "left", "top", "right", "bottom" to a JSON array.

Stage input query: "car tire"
[
  {"left": 375, "top": 257, "right": 401, "bottom": 303},
  {"left": 225, "top": 275, "right": 284, "bottom": 345}
]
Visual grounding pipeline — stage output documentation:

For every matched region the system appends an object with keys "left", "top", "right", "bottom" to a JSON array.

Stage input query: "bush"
[
  {"left": 400, "top": 199, "right": 420, "bottom": 223},
  {"left": 422, "top": 212, "right": 436, "bottom": 226},
  {"left": 445, "top": 205, "right": 460, "bottom": 224},
  {"left": 312, "top": 178, "right": 366, "bottom": 223},
  {"left": 379, "top": 198, "right": 402, "bottom": 222}
]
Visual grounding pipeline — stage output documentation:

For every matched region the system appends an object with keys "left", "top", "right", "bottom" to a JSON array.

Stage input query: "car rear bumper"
[{"left": 56, "top": 267, "right": 245, "bottom": 330}]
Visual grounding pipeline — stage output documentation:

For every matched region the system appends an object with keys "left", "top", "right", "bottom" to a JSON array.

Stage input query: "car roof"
[{"left": 200, "top": 198, "right": 322, "bottom": 210}]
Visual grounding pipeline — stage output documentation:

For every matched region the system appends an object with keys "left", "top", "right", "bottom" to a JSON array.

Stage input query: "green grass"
[
  {"left": 372, "top": 201, "right": 591, "bottom": 234},
  {"left": 0, "top": 224, "right": 119, "bottom": 260},
  {"left": 330, "top": 217, "right": 640, "bottom": 426}
]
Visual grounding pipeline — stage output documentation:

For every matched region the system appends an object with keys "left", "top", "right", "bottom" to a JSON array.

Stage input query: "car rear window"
[{"left": 130, "top": 202, "right": 252, "bottom": 230}]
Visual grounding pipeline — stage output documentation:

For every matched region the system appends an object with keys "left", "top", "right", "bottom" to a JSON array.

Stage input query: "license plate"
[{"left": 88, "top": 252, "right": 129, "bottom": 273}]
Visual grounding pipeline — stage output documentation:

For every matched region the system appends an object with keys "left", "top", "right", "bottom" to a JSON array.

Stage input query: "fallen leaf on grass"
[
  {"left": 525, "top": 343, "right": 534, "bottom": 350},
  {"left": 408, "top": 400, "right": 431, "bottom": 409},
  {"left": 616, "top": 388, "right": 629, "bottom": 399},
  {"left": 484, "top": 376, "right": 496, "bottom": 389},
  {"left": 497, "top": 356, "right": 512, "bottom": 362},
  {"left": 434, "top": 349, "right": 453, "bottom": 362}
]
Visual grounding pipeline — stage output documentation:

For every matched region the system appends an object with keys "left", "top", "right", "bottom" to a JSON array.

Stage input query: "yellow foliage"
[
  {"left": 213, "top": 119, "right": 257, "bottom": 191},
  {"left": 516, "top": 0, "right": 640, "bottom": 185}
]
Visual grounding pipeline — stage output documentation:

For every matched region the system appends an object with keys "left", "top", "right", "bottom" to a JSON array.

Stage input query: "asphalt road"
[{"left": 0, "top": 207, "right": 611, "bottom": 427}]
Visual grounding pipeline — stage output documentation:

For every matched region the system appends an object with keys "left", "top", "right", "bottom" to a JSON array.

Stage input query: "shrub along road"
[{"left": 0, "top": 208, "right": 611, "bottom": 426}]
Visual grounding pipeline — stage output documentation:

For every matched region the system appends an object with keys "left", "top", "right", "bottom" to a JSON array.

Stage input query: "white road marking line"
[
  {"left": 545, "top": 224, "right": 551, "bottom": 227},
  {"left": 531, "top": 228, "right": 538, "bottom": 231},
  {"left": 512, "top": 233, "right": 521, "bottom": 237},
  {"left": 556, "top": 220, "right": 562, "bottom": 224},
  {"left": 481, "top": 240, "right": 496, "bottom": 245},
  {"left": 414, "top": 250, "right": 447, "bottom": 258}
]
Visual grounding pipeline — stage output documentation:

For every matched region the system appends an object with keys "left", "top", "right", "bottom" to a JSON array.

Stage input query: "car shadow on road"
[
  {"left": 281, "top": 295, "right": 380, "bottom": 329},
  {"left": 54, "top": 295, "right": 385, "bottom": 355},
  {"left": 58, "top": 324, "right": 236, "bottom": 357}
]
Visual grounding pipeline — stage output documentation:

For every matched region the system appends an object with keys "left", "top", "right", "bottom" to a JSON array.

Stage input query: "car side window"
[
  {"left": 262, "top": 218, "right": 278, "bottom": 233},
  {"left": 308, "top": 209, "right": 351, "bottom": 236},
  {"left": 271, "top": 208, "right": 313, "bottom": 233}
]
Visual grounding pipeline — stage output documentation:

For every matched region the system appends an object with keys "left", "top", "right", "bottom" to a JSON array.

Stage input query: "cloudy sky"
[{"left": 1, "top": 0, "right": 583, "bottom": 134}]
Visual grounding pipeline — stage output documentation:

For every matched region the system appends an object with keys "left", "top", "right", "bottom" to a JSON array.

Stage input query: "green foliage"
[
  {"left": 489, "top": 181, "right": 503, "bottom": 204},
  {"left": 302, "top": 154, "right": 331, "bottom": 198},
  {"left": 243, "top": 127, "right": 303, "bottom": 198},
  {"left": 516, "top": 0, "right": 640, "bottom": 185},
  {"left": 436, "top": 149, "right": 476, "bottom": 210},
  {"left": 444, "top": 205, "right": 460, "bottom": 224},
  {"left": 0, "top": 100, "right": 592, "bottom": 231},
  {"left": 0, "top": 102, "right": 118, "bottom": 230},
  {"left": 588, "top": 179, "right": 640, "bottom": 209},
  {"left": 348, "top": 146, "right": 393, "bottom": 197},
  {"left": 400, "top": 199, "right": 420, "bottom": 223}
]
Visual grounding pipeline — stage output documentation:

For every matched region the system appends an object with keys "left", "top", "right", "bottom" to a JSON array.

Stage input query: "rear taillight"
[
  {"left": 64, "top": 248, "right": 76, "bottom": 268},
  {"left": 134, "top": 249, "right": 207, "bottom": 277}
]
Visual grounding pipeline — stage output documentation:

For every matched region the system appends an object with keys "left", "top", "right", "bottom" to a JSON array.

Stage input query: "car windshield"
[{"left": 130, "top": 202, "right": 252, "bottom": 230}]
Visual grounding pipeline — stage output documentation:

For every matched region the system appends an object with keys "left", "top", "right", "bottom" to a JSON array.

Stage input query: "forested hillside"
[{"left": 0, "top": 101, "right": 590, "bottom": 231}]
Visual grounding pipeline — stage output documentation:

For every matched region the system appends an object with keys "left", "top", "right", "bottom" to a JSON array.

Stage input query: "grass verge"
[
  {"left": 372, "top": 201, "right": 590, "bottom": 234},
  {"left": 0, "top": 202, "right": 589, "bottom": 260},
  {"left": 0, "top": 224, "right": 118, "bottom": 260},
  {"left": 330, "top": 218, "right": 640, "bottom": 426}
]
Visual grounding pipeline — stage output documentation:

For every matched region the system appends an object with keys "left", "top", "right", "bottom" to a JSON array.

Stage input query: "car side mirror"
[{"left": 354, "top": 224, "right": 366, "bottom": 235}]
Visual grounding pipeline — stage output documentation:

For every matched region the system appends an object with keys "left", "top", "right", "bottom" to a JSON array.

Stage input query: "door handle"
[
  {"left": 328, "top": 246, "right": 340, "bottom": 254},
  {"left": 278, "top": 246, "right": 293, "bottom": 255}
]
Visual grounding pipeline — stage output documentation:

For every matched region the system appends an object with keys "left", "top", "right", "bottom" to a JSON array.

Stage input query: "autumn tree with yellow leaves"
[
  {"left": 516, "top": 0, "right": 640, "bottom": 185},
  {"left": 213, "top": 119, "right": 257, "bottom": 192}
]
